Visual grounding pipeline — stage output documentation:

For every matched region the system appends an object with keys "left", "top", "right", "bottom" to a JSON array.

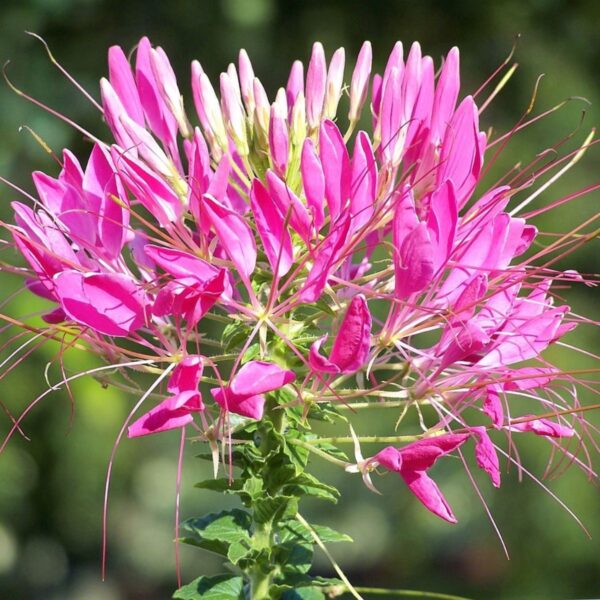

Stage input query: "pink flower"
[
  {"left": 367, "top": 434, "right": 470, "bottom": 523},
  {"left": 128, "top": 356, "right": 204, "bottom": 437}
]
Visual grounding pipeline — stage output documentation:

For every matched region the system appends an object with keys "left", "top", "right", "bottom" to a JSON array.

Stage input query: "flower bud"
[
  {"left": 324, "top": 47, "right": 345, "bottom": 120},
  {"left": 305, "top": 42, "right": 326, "bottom": 130},
  {"left": 348, "top": 41, "right": 372, "bottom": 123}
]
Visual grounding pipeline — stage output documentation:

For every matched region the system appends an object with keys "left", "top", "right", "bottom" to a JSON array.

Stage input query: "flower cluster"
[{"left": 3, "top": 37, "right": 598, "bottom": 540}]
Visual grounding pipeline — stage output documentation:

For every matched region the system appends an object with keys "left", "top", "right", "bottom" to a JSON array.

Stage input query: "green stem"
[
  {"left": 307, "top": 435, "right": 422, "bottom": 445},
  {"left": 288, "top": 438, "right": 351, "bottom": 468}
]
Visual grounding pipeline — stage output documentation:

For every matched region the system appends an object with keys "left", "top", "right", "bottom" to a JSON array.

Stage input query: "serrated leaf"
[
  {"left": 182, "top": 509, "right": 252, "bottom": 556},
  {"left": 282, "top": 473, "right": 340, "bottom": 503},
  {"left": 254, "top": 495, "right": 297, "bottom": 524},
  {"left": 278, "top": 519, "right": 352, "bottom": 544},
  {"left": 227, "top": 540, "right": 252, "bottom": 565},
  {"left": 173, "top": 574, "right": 244, "bottom": 600}
]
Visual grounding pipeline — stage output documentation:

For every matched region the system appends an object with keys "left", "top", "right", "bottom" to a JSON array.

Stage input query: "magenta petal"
[
  {"left": 144, "top": 245, "right": 223, "bottom": 283},
  {"left": 299, "top": 216, "right": 350, "bottom": 303},
  {"left": 229, "top": 394, "right": 266, "bottom": 420},
  {"left": 350, "top": 131, "right": 376, "bottom": 232},
  {"left": 372, "top": 446, "right": 403, "bottom": 472},
  {"left": 301, "top": 138, "right": 325, "bottom": 230},
  {"left": 483, "top": 385, "right": 504, "bottom": 429},
  {"left": 395, "top": 222, "right": 435, "bottom": 299},
  {"left": 108, "top": 45, "right": 145, "bottom": 125},
  {"left": 510, "top": 417, "right": 575, "bottom": 438},
  {"left": 401, "top": 470, "right": 458, "bottom": 523},
  {"left": 211, "top": 388, "right": 266, "bottom": 420},
  {"left": 308, "top": 337, "right": 340, "bottom": 374},
  {"left": 231, "top": 360, "right": 295, "bottom": 396},
  {"left": 398, "top": 434, "right": 469, "bottom": 472},
  {"left": 250, "top": 179, "right": 293, "bottom": 277},
  {"left": 472, "top": 427, "right": 500, "bottom": 487},
  {"left": 128, "top": 400, "right": 194, "bottom": 437},
  {"left": 54, "top": 270, "right": 146, "bottom": 337},
  {"left": 168, "top": 356, "right": 203, "bottom": 395},
  {"left": 203, "top": 193, "right": 257, "bottom": 282},
  {"left": 329, "top": 294, "right": 372, "bottom": 373}
]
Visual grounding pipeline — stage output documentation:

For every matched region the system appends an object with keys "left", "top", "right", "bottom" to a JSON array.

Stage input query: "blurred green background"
[{"left": 0, "top": 0, "right": 599, "bottom": 598}]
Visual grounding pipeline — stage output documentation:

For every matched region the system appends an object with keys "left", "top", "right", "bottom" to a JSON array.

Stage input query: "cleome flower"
[{"left": 1, "top": 36, "right": 598, "bottom": 557}]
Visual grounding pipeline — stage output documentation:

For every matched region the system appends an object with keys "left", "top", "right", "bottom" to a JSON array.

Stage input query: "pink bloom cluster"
[{"left": 5, "top": 38, "right": 596, "bottom": 524}]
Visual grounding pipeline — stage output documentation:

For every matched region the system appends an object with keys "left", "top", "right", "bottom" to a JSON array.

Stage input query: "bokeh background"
[{"left": 0, "top": 1, "right": 599, "bottom": 598}]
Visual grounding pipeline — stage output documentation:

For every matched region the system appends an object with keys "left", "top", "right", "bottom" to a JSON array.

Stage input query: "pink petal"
[
  {"left": 168, "top": 356, "right": 203, "bottom": 395},
  {"left": 395, "top": 222, "right": 435, "bottom": 299},
  {"left": 144, "top": 245, "right": 223, "bottom": 283},
  {"left": 54, "top": 270, "right": 146, "bottom": 337},
  {"left": 472, "top": 426, "right": 500, "bottom": 487},
  {"left": 250, "top": 179, "right": 293, "bottom": 277},
  {"left": 431, "top": 47, "right": 459, "bottom": 141},
  {"left": 401, "top": 470, "right": 458, "bottom": 523},
  {"left": 319, "top": 120, "right": 351, "bottom": 221},
  {"left": 503, "top": 368, "right": 559, "bottom": 391},
  {"left": 299, "top": 216, "right": 350, "bottom": 303},
  {"left": 437, "top": 96, "right": 483, "bottom": 207},
  {"left": 426, "top": 179, "right": 457, "bottom": 271},
  {"left": 128, "top": 399, "right": 194, "bottom": 437},
  {"left": 266, "top": 170, "right": 312, "bottom": 243},
  {"left": 329, "top": 294, "right": 372, "bottom": 373},
  {"left": 483, "top": 385, "right": 504, "bottom": 429},
  {"left": 301, "top": 138, "right": 325, "bottom": 230},
  {"left": 398, "top": 434, "right": 469, "bottom": 472},
  {"left": 308, "top": 336, "right": 340, "bottom": 374},
  {"left": 211, "top": 388, "right": 266, "bottom": 421},
  {"left": 230, "top": 360, "right": 295, "bottom": 396},
  {"left": 350, "top": 131, "right": 376, "bottom": 232},
  {"left": 108, "top": 45, "right": 145, "bottom": 125},
  {"left": 510, "top": 417, "right": 575, "bottom": 438},
  {"left": 203, "top": 193, "right": 257, "bottom": 282},
  {"left": 135, "top": 37, "right": 178, "bottom": 151}
]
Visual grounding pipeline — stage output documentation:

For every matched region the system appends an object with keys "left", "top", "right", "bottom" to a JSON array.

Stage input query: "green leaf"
[
  {"left": 173, "top": 574, "right": 244, "bottom": 600},
  {"left": 181, "top": 510, "right": 252, "bottom": 556},
  {"left": 254, "top": 495, "right": 298, "bottom": 524},
  {"left": 282, "top": 473, "right": 340, "bottom": 503},
  {"left": 222, "top": 320, "right": 251, "bottom": 351},
  {"left": 279, "top": 519, "right": 352, "bottom": 544},
  {"left": 227, "top": 540, "right": 253, "bottom": 565},
  {"left": 241, "top": 342, "right": 261, "bottom": 364},
  {"left": 282, "top": 587, "right": 326, "bottom": 600},
  {"left": 194, "top": 478, "right": 243, "bottom": 494}
]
